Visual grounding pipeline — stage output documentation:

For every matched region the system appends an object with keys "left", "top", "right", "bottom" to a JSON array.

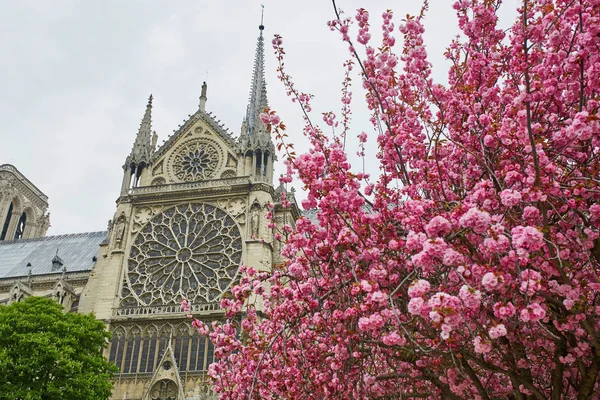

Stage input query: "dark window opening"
[
  {"left": 0, "top": 202, "right": 14, "bottom": 240},
  {"left": 14, "top": 212, "right": 26, "bottom": 240}
]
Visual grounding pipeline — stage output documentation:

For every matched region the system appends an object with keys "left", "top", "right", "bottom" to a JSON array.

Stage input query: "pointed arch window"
[
  {"left": 14, "top": 212, "right": 26, "bottom": 240},
  {"left": 0, "top": 202, "right": 13, "bottom": 240}
]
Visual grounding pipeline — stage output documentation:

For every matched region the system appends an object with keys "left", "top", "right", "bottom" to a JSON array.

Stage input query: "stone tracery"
[
  {"left": 171, "top": 140, "right": 220, "bottom": 182},
  {"left": 121, "top": 203, "right": 242, "bottom": 307}
]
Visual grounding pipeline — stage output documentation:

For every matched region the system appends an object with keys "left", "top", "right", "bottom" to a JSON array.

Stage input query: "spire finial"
[{"left": 259, "top": 5, "right": 265, "bottom": 35}]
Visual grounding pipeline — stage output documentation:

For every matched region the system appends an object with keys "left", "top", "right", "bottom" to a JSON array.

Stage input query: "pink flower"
[
  {"left": 459, "top": 285, "right": 481, "bottom": 310},
  {"left": 520, "top": 303, "right": 546, "bottom": 323},
  {"left": 360, "top": 280, "right": 373, "bottom": 293},
  {"left": 511, "top": 226, "right": 544, "bottom": 254},
  {"left": 425, "top": 216, "right": 452, "bottom": 237},
  {"left": 519, "top": 269, "right": 542, "bottom": 296},
  {"left": 408, "top": 279, "right": 431, "bottom": 298},
  {"left": 590, "top": 204, "right": 600, "bottom": 220},
  {"left": 493, "top": 302, "right": 516, "bottom": 319},
  {"left": 259, "top": 112, "right": 270, "bottom": 124},
  {"left": 406, "top": 231, "right": 427, "bottom": 251},
  {"left": 500, "top": 189, "right": 522, "bottom": 207},
  {"left": 407, "top": 297, "right": 424, "bottom": 315},
  {"left": 522, "top": 206, "right": 540, "bottom": 223},
  {"left": 563, "top": 299, "right": 575, "bottom": 310},
  {"left": 482, "top": 272, "right": 500, "bottom": 291},
  {"left": 473, "top": 336, "right": 492, "bottom": 354},
  {"left": 358, "top": 313, "right": 385, "bottom": 331},
  {"left": 442, "top": 248, "right": 464, "bottom": 266},
  {"left": 382, "top": 331, "right": 406, "bottom": 346},
  {"left": 459, "top": 208, "right": 491, "bottom": 234},
  {"left": 429, "top": 311, "right": 443, "bottom": 323},
  {"left": 180, "top": 298, "right": 191, "bottom": 313},
  {"left": 489, "top": 324, "right": 507, "bottom": 339},
  {"left": 191, "top": 318, "right": 209, "bottom": 335},
  {"left": 370, "top": 291, "right": 387, "bottom": 304},
  {"left": 440, "top": 324, "right": 452, "bottom": 340}
]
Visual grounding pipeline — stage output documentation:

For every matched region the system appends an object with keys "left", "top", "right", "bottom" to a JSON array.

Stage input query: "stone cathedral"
[{"left": 0, "top": 24, "right": 299, "bottom": 400}]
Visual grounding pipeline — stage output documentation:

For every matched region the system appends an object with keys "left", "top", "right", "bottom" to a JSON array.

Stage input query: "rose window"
[
  {"left": 121, "top": 203, "right": 242, "bottom": 306},
  {"left": 171, "top": 140, "right": 219, "bottom": 181}
]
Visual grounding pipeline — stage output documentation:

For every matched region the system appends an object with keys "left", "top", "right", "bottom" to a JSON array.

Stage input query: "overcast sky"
[{"left": 0, "top": 0, "right": 518, "bottom": 235}]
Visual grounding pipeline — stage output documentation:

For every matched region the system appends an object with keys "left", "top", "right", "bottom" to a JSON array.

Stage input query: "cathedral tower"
[{"left": 79, "top": 21, "right": 300, "bottom": 400}]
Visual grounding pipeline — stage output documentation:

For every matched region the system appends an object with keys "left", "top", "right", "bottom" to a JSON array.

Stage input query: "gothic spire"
[
  {"left": 244, "top": 7, "right": 268, "bottom": 136},
  {"left": 128, "top": 94, "right": 153, "bottom": 165}
]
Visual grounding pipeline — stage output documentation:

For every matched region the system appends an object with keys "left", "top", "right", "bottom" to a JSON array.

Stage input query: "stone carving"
[
  {"left": 226, "top": 153, "right": 238, "bottom": 168},
  {"left": 216, "top": 198, "right": 246, "bottom": 224},
  {"left": 150, "top": 177, "right": 166, "bottom": 186},
  {"left": 249, "top": 200, "right": 261, "bottom": 239},
  {"left": 114, "top": 213, "right": 127, "bottom": 248},
  {"left": 152, "top": 160, "right": 164, "bottom": 176},
  {"left": 171, "top": 139, "right": 220, "bottom": 182},
  {"left": 0, "top": 178, "right": 14, "bottom": 199},
  {"left": 220, "top": 169, "right": 236, "bottom": 179},
  {"left": 132, "top": 205, "right": 163, "bottom": 233},
  {"left": 121, "top": 203, "right": 242, "bottom": 307}
]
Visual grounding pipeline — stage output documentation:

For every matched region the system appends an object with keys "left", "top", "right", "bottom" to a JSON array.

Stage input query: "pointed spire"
[
  {"left": 244, "top": 6, "right": 269, "bottom": 136},
  {"left": 128, "top": 94, "right": 154, "bottom": 165},
  {"left": 199, "top": 81, "right": 207, "bottom": 111}
]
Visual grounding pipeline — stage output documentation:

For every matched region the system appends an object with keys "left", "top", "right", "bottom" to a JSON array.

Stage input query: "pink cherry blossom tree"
[{"left": 197, "top": 0, "right": 600, "bottom": 398}]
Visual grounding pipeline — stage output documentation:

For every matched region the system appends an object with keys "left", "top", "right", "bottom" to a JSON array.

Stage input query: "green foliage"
[{"left": 0, "top": 297, "right": 117, "bottom": 400}]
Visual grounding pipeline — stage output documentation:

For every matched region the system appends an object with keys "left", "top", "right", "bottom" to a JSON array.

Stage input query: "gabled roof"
[
  {"left": 0, "top": 231, "right": 106, "bottom": 279},
  {"left": 152, "top": 109, "right": 239, "bottom": 163}
]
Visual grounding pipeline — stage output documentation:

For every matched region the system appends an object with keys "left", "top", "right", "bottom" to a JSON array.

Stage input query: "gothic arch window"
[
  {"left": 255, "top": 150, "right": 262, "bottom": 176},
  {"left": 150, "top": 379, "right": 178, "bottom": 400},
  {"left": 108, "top": 323, "right": 216, "bottom": 374},
  {"left": 13, "top": 212, "right": 26, "bottom": 240},
  {"left": 121, "top": 203, "right": 242, "bottom": 307},
  {"left": 0, "top": 201, "right": 14, "bottom": 240}
]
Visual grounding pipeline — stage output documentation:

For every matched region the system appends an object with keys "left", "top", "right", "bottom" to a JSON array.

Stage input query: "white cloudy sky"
[{"left": 0, "top": 0, "right": 518, "bottom": 235}]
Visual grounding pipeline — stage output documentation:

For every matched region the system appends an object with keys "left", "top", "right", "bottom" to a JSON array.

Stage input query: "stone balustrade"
[{"left": 113, "top": 302, "right": 222, "bottom": 318}]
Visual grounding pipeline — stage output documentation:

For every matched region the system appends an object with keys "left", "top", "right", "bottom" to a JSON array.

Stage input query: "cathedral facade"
[{"left": 0, "top": 25, "right": 299, "bottom": 400}]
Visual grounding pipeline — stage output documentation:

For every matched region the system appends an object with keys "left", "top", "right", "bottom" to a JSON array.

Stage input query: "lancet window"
[{"left": 108, "top": 323, "right": 215, "bottom": 374}]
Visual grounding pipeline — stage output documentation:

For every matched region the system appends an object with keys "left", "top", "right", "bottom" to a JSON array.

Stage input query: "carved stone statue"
[
  {"left": 115, "top": 215, "right": 126, "bottom": 247},
  {"left": 250, "top": 207, "right": 260, "bottom": 238}
]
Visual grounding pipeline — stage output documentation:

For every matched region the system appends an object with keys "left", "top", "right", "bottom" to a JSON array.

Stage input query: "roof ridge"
[{"left": 0, "top": 230, "right": 107, "bottom": 245}]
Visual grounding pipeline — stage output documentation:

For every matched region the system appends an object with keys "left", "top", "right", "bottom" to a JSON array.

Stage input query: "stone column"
[
  {"left": 5, "top": 210, "right": 21, "bottom": 240},
  {"left": 251, "top": 152, "right": 257, "bottom": 177}
]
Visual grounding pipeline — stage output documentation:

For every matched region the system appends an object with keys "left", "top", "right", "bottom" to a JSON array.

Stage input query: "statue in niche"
[
  {"left": 250, "top": 206, "right": 260, "bottom": 239},
  {"left": 114, "top": 214, "right": 126, "bottom": 247}
]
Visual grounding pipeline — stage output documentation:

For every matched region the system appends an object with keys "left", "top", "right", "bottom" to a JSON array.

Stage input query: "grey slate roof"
[{"left": 0, "top": 231, "right": 106, "bottom": 279}]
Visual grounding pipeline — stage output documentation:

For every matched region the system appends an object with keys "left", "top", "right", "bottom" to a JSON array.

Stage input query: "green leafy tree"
[{"left": 0, "top": 297, "right": 117, "bottom": 400}]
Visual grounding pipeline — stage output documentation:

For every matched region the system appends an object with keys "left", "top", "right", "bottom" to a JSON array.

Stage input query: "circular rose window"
[
  {"left": 171, "top": 140, "right": 220, "bottom": 181},
  {"left": 121, "top": 203, "right": 242, "bottom": 306}
]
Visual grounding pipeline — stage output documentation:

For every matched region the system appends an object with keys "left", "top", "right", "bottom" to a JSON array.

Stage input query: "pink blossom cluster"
[{"left": 199, "top": 1, "right": 600, "bottom": 399}]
